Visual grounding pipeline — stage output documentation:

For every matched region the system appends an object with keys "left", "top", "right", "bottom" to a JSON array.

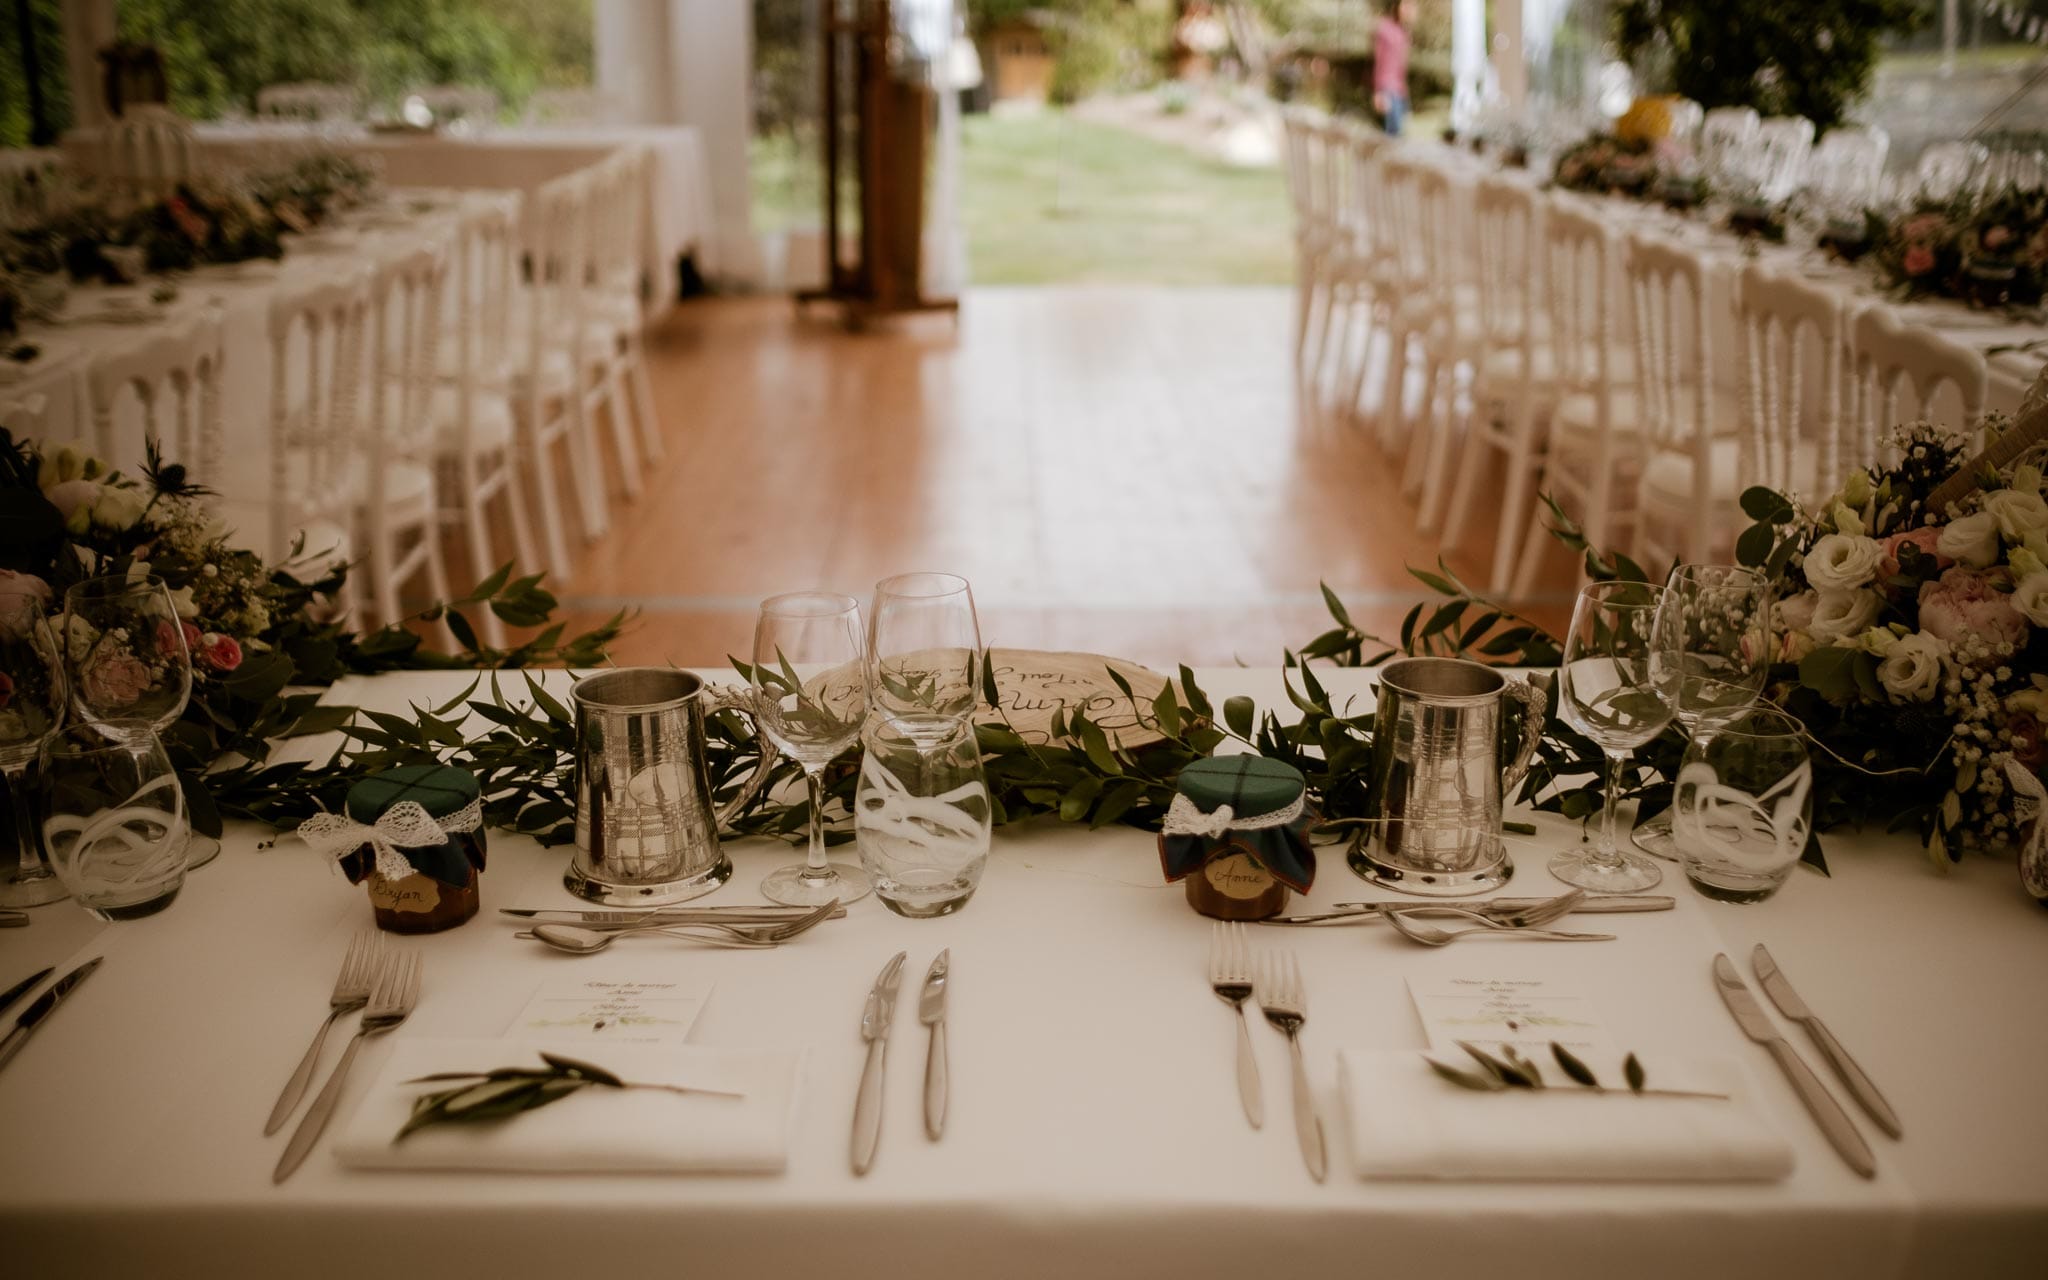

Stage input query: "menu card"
[
  {"left": 508, "top": 976, "right": 713, "bottom": 1043},
  {"left": 1407, "top": 975, "right": 1612, "bottom": 1056}
]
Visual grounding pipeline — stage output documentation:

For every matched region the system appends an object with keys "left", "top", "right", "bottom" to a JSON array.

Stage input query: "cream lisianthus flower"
[
  {"left": 1984, "top": 490, "right": 2048, "bottom": 542},
  {"left": 2012, "top": 572, "right": 2048, "bottom": 628},
  {"left": 1809, "top": 589, "right": 1882, "bottom": 644},
  {"left": 1804, "top": 533, "right": 1885, "bottom": 591},
  {"left": 1876, "top": 632, "right": 1947, "bottom": 702},
  {"left": 1937, "top": 511, "right": 2001, "bottom": 568}
]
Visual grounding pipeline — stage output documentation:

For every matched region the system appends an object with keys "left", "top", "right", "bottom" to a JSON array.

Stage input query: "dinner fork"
[
  {"left": 1208, "top": 922, "right": 1263, "bottom": 1129},
  {"left": 1381, "top": 910, "right": 1615, "bottom": 947},
  {"left": 1257, "top": 949, "right": 1326, "bottom": 1182},
  {"left": 274, "top": 950, "right": 423, "bottom": 1183},
  {"left": 265, "top": 932, "right": 382, "bottom": 1135}
]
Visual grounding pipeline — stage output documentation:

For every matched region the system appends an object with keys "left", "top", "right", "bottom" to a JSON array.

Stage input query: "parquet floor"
[{"left": 546, "top": 287, "right": 1576, "bottom": 670}]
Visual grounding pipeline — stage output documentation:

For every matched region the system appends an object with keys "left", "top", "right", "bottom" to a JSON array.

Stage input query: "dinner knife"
[
  {"left": 1752, "top": 944, "right": 1902, "bottom": 1140},
  {"left": 0, "top": 956, "right": 103, "bottom": 1076},
  {"left": 1275, "top": 895, "right": 1675, "bottom": 925},
  {"left": 919, "top": 949, "right": 950, "bottom": 1141},
  {"left": 851, "top": 951, "right": 907, "bottom": 1176},
  {"left": 499, "top": 906, "right": 844, "bottom": 923},
  {"left": 1711, "top": 952, "right": 1876, "bottom": 1179},
  {"left": 0, "top": 967, "right": 54, "bottom": 1018}
]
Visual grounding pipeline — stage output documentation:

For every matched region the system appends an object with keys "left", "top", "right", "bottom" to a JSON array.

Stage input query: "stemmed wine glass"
[
  {"left": 61, "top": 574, "right": 219, "bottom": 869},
  {"left": 1633, "top": 564, "right": 1771, "bottom": 860},
  {"left": 1552, "top": 581, "right": 1678, "bottom": 893},
  {"left": 869, "top": 572, "right": 982, "bottom": 730},
  {"left": 0, "top": 596, "right": 70, "bottom": 907},
  {"left": 752, "top": 591, "right": 873, "bottom": 907}
]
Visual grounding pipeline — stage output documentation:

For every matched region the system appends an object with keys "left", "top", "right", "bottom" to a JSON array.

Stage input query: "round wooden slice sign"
[{"left": 978, "top": 648, "right": 1170, "bottom": 748}]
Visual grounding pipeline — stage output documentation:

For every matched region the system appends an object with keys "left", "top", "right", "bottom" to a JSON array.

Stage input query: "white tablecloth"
[
  {"left": 3, "top": 667, "right": 2044, "bottom": 1278},
  {"left": 98, "top": 121, "right": 715, "bottom": 282},
  {"left": 0, "top": 189, "right": 519, "bottom": 558}
]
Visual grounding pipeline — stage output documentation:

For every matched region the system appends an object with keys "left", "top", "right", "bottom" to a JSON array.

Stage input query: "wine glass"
[
  {"left": 0, "top": 595, "right": 70, "bottom": 907},
  {"left": 1672, "top": 709, "right": 1812, "bottom": 904},
  {"left": 61, "top": 574, "right": 218, "bottom": 870},
  {"left": 41, "top": 722, "right": 189, "bottom": 920},
  {"left": 1552, "top": 580, "right": 1677, "bottom": 893},
  {"left": 1633, "top": 564, "right": 1771, "bottom": 860},
  {"left": 752, "top": 591, "right": 873, "bottom": 906},
  {"left": 869, "top": 572, "right": 982, "bottom": 729}
]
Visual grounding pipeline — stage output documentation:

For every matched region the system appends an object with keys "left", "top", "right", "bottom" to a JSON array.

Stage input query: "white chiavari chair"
[
  {"left": 1400, "top": 159, "right": 1481, "bottom": 531},
  {"left": 85, "top": 308, "right": 225, "bottom": 487},
  {"left": 1808, "top": 125, "right": 1890, "bottom": 211},
  {"left": 1289, "top": 110, "right": 1344, "bottom": 391},
  {"left": 1700, "top": 106, "right": 1760, "bottom": 189},
  {"left": 1329, "top": 122, "right": 1400, "bottom": 428},
  {"left": 1738, "top": 264, "right": 1846, "bottom": 502},
  {"left": 1915, "top": 140, "right": 1987, "bottom": 202},
  {"left": 1850, "top": 308, "right": 1990, "bottom": 456},
  {"left": 584, "top": 147, "right": 665, "bottom": 468},
  {"left": 363, "top": 246, "right": 456, "bottom": 631},
  {"left": 255, "top": 82, "right": 360, "bottom": 123},
  {"left": 1508, "top": 200, "right": 1638, "bottom": 597},
  {"left": 266, "top": 270, "right": 371, "bottom": 603},
  {"left": 1441, "top": 175, "right": 1547, "bottom": 589},
  {"left": 1754, "top": 116, "right": 1817, "bottom": 204},
  {"left": 1626, "top": 230, "right": 1745, "bottom": 569},
  {"left": 434, "top": 196, "right": 543, "bottom": 645}
]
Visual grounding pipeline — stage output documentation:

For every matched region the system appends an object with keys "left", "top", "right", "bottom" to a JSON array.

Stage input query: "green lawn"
[{"left": 959, "top": 111, "right": 1292, "bottom": 286}]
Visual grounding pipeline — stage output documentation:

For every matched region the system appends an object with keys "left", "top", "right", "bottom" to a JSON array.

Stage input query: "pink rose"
[
  {"left": 81, "top": 652, "right": 154, "bottom": 708},
  {"left": 199, "top": 632, "right": 242, "bottom": 673},
  {"left": 0, "top": 569, "right": 53, "bottom": 631},
  {"left": 154, "top": 619, "right": 201, "bottom": 657},
  {"left": 1880, "top": 527, "right": 1950, "bottom": 581},
  {"left": 1902, "top": 245, "right": 1936, "bottom": 277},
  {"left": 2013, "top": 714, "right": 2048, "bottom": 771},
  {"left": 1917, "top": 567, "right": 2030, "bottom": 651}
]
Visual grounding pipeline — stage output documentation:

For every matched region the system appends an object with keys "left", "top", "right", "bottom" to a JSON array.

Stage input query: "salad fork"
[
  {"left": 265, "top": 932, "right": 382, "bottom": 1135},
  {"left": 274, "top": 950, "right": 423, "bottom": 1183},
  {"left": 1207, "top": 922, "right": 1263, "bottom": 1129},
  {"left": 1257, "top": 949, "right": 1326, "bottom": 1182}
]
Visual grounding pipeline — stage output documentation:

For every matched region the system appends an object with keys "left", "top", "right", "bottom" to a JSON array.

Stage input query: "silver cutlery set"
[
  {"left": 269, "top": 935, "right": 423, "bottom": 1183},
  {"left": 502, "top": 903, "right": 845, "bottom": 952},
  {"left": 1263, "top": 891, "right": 1675, "bottom": 942},
  {"left": 0, "top": 956, "right": 100, "bottom": 1076},
  {"left": 1210, "top": 925, "right": 1327, "bottom": 1181},
  {"left": 851, "top": 948, "right": 949, "bottom": 1175},
  {"left": 1713, "top": 945, "right": 1901, "bottom": 1179}
]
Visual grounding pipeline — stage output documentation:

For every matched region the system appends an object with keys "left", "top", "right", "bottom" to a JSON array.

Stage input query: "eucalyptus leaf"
[
  {"left": 1624, "top": 1054, "right": 1646, "bottom": 1094},
  {"left": 1550, "top": 1042, "right": 1598, "bottom": 1087}
]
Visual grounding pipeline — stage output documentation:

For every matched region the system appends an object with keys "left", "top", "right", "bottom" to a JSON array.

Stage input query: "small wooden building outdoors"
[{"left": 984, "top": 18, "right": 1054, "bottom": 105}]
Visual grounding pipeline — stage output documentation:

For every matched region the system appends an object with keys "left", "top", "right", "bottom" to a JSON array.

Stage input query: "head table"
[{"left": 2, "top": 666, "right": 2044, "bottom": 1279}]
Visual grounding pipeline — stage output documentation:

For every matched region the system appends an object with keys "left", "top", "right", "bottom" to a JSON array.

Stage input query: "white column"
[
  {"left": 595, "top": 0, "right": 674, "bottom": 124},
  {"left": 1941, "top": 0, "right": 1958, "bottom": 76},
  {"left": 665, "top": 0, "right": 759, "bottom": 283},
  {"left": 1493, "top": 0, "right": 1527, "bottom": 107},
  {"left": 1451, "top": 0, "right": 1487, "bottom": 126},
  {"left": 61, "top": 0, "right": 118, "bottom": 131}
]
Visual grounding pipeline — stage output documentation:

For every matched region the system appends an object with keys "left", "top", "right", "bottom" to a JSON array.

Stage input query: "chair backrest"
[
  {"left": 255, "top": 82, "right": 359, "bottom": 122},
  {"left": 265, "top": 269, "right": 371, "bottom": 561},
  {"left": 1916, "top": 139, "right": 1987, "bottom": 201},
  {"left": 1408, "top": 160, "right": 1461, "bottom": 295},
  {"left": 1472, "top": 175, "right": 1541, "bottom": 350},
  {"left": 1808, "top": 125, "right": 1890, "bottom": 209},
  {"left": 85, "top": 308, "right": 225, "bottom": 484},
  {"left": 1664, "top": 98, "right": 1705, "bottom": 144},
  {"left": 1738, "top": 264, "right": 1848, "bottom": 494},
  {"left": 1279, "top": 106, "right": 1315, "bottom": 228},
  {"left": 1344, "top": 123, "right": 1390, "bottom": 256},
  {"left": 1542, "top": 197, "right": 1622, "bottom": 409},
  {"left": 586, "top": 147, "right": 649, "bottom": 309},
  {"left": 1700, "top": 106, "right": 1760, "bottom": 185},
  {"left": 1627, "top": 230, "right": 1725, "bottom": 561},
  {"left": 405, "top": 85, "right": 499, "bottom": 124},
  {"left": 1851, "top": 307, "right": 1990, "bottom": 444},
  {"left": 448, "top": 193, "right": 521, "bottom": 381},
  {"left": 520, "top": 171, "right": 593, "bottom": 420},
  {"left": 368, "top": 245, "right": 453, "bottom": 486},
  {"left": 1754, "top": 116, "right": 1817, "bottom": 203},
  {"left": 1374, "top": 149, "right": 1431, "bottom": 288}
]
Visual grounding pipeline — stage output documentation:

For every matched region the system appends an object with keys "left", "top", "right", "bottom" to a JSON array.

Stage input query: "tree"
[{"left": 1611, "top": 0, "right": 1927, "bottom": 130}]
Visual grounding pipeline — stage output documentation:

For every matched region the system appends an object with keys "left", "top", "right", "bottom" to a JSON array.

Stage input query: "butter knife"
[
  {"left": 0, "top": 956, "right": 103, "bottom": 1076},
  {"left": 1752, "top": 944, "right": 1902, "bottom": 1140},
  {"left": 0, "top": 967, "right": 53, "bottom": 1017},
  {"left": 919, "top": 949, "right": 950, "bottom": 1141},
  {"left": 851, "top": 951, "right": 907, "bottom": 1175},
  {"left": 1712, "top": 953, "right": 1875, "bottom": 1179}
]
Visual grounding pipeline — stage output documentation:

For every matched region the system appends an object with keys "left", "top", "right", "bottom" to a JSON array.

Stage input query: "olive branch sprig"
[
  {"left": 394, "top": 1053, "right": 742, "bottom": 1142},
  {"left": 1425, "top": 1041, "right": 1730, "bottom": 1102}
]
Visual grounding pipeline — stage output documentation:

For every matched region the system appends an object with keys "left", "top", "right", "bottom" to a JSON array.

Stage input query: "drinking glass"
[
  {"left": 1672, "top": 709, "right": 1812, "bottom": 904},
  {"left": 0, "top": 596, "right": 69, "bottom": 907},
  {"left": 1552, "top": 581, "right": 1677, "bottom": 893},
  {"left": 752, "top": 591, "right": 873, "bottom": 906},
  {"left": 62, "top": 574, "right": 217, "bottom": 869},
  {"left": 1634, "top": 564, "right": 1771, "bottom": 859},
  {"left": 869, "top": 572, "right": 982, "bottom": 729},
  {"left": 40, "top": 722, "right": 189, "bottom": 920},
  {"left": 855, "top": 713, "right": 992, "bottom": 917}
]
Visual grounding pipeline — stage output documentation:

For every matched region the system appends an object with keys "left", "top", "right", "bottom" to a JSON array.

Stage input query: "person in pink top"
[{"left": 1372, "top": 0, "right": 1415, "bottom": 136}]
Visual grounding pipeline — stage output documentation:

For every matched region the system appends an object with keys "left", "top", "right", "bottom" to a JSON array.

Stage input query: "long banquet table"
[{"left": 4, "top": 666, "right": 2046, "bottom": 1279}]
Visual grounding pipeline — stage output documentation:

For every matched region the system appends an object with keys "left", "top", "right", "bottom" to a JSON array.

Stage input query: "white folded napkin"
[
  {"left": 333, "top": 1038, "right": 802, "bottom": 1174},
  {"left": 1339, "top": 1049, "right": 1793, "bottom": 1182}
]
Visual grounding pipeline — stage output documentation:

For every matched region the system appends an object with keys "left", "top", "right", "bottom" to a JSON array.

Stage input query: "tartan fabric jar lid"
[
  {"left": 1175, "top": 755, "right": 1304, "bottom": 818},
  {"left": 345, "top": 764, "right": 480, "bottom": 824},
  {"left": 1159, "top": 756, "right": 1315, "bottom": 893}
]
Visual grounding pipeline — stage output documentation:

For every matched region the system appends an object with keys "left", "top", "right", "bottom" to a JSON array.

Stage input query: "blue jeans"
[{"left": 1383, "top": 93, "right": 1408, "bottom": 136}]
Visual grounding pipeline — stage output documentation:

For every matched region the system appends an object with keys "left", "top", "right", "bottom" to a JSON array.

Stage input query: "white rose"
[
  {"left": 90, "top": 485, "right": 148, "bottom": 532},
  {"left": 1876, "top": 631, "right": 1947, "bottom": 702},
  {"left": 1984, "top": 490, "right": 2048, "bottom": 542},
  {"left": 1809, "top": 589, "right": 1882, "bottom": 644},
  {"left": 1774, "top": 590, "right": 1819, "bottom": 633},
  {"left": 1804, "top": 533, "right": 1885, "bottom": 591},
  {"left": 1937, "top": 511, "right": 2001, "bottom": 568},
  {"left": 2013, "top": 573, "right": 2048, "bottom": 627}
]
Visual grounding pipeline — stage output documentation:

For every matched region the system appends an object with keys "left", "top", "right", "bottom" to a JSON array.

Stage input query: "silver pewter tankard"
[
  {"left": 1354, "top": 658, "right": 1546, "bottom": 896},
  {"left": 567, "top": 668, "right": 774, "bottom": 906}
]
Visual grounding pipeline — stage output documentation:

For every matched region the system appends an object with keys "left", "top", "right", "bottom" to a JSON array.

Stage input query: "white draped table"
[{"left": 3, "top": 667, "right": 2045, "bottom": 1279}]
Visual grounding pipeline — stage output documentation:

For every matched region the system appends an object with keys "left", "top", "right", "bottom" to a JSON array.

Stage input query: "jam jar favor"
[
  {"left": 1158, "top": 756, "right": 1316, "bottom": 921},
  {"left": 339, "top": 765, "right": 488, "bottom": 934}
]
